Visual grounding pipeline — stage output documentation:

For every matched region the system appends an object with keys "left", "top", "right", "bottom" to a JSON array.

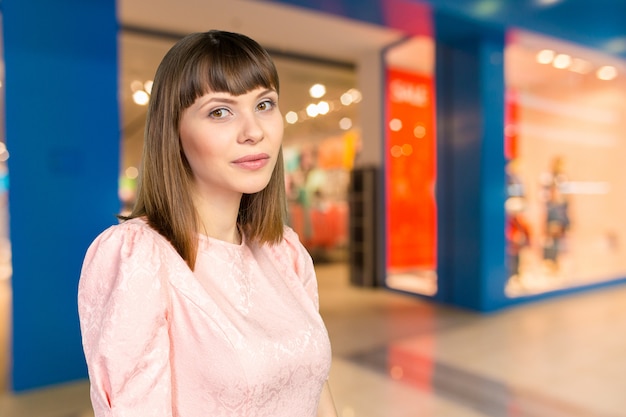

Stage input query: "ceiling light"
[
  {"left": 340, "top": 92, "right": 353, "bottom": 106},
  {"left": 309, "top": 83, "right": 326, "bottom": 98},
  {"left": 132, "top": 90, "right": 150, "bottom": 106},
  {"left": 317, "top": 101, "right": 330, "bottom": 115},
  {"left": 285, "top": 111, "right": 298, "bottom": 124},
  {"left": 339, "top": 117, "right": 352, "bottom": 130},
  {"left": 348, "top": 88, "right": 362, "bottom": 103},
  {"left": 552, "top": 54, "right": 571, "bottom": 69},
  {"left": 596, "top": 65, "right": 617, "bottom": 81},
  {"left": 536, "top": 49, "right": 555, "bottom": 64},
  {"left": 306, "top": 103, "right": 319, "bottom": 117}
]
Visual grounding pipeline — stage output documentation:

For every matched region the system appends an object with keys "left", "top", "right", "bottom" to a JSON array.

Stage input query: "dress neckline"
[{"left": 197, "top": 229, "right": 246, "bottom": 250}]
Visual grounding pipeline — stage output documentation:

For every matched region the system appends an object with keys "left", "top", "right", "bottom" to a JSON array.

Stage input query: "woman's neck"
[{"left": 192, "top": 189, "right": 242, "bottom": 244}]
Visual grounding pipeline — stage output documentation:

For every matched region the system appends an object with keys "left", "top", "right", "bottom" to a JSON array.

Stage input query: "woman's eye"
[
  {"left": 257, "top": 99, "right": 276, "bottom": 112},
  {"left": 209, "top": 108, "right": 230, "bottom": 119}
]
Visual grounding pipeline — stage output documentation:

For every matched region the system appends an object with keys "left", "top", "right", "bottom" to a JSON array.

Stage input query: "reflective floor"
[{"left": 2, "top": 262, "right": 626, "bottom": 417}]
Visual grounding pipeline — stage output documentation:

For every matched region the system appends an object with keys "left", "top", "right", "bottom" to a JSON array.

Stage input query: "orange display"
[{"left": 385, "top": 68, "right": 437, "bottom": 270}]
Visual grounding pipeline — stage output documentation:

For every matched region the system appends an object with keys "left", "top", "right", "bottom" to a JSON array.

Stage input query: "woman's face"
[{"left": 179, "top": 87, "right": 283, "bottom": 200}]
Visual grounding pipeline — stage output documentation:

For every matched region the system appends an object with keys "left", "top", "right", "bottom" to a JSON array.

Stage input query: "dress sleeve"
[
  {"left": 283, "top": 226, "right": 320, "bottom": 311},
  {"left": 78, "top": 222, "right": 173, "bottom": 417}
]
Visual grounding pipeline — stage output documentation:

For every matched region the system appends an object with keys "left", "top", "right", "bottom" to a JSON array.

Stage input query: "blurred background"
[{"left": 1, "top": 1, "right": 626, "bottom": 416}]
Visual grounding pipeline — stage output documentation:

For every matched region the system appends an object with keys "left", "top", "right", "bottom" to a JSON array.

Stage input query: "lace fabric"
[{"left": 78, "top": 218, "right": 331, "bottom": 416}]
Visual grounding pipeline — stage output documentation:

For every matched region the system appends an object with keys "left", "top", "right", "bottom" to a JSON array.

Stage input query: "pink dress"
[{"left": 78, "top": 218, "right": 331, "bottom": 417}]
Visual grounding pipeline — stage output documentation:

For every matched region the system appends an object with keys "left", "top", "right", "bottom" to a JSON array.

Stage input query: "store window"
[
  {"left": 280, "top": 58, "right": 358, "bottom": 262},
  {"left": 505, "top": 30, "right": 626, "bottom": 296},
  {"left": 119, "top": 31, "right": 358, "bottom": 261},
  {"left": 383, "top": 36, "right": 437, "bottom": 296}
]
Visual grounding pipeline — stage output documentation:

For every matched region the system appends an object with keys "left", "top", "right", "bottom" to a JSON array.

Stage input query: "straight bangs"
[{"left": 179, "top": 32, "right": 280, "bottom": 108}]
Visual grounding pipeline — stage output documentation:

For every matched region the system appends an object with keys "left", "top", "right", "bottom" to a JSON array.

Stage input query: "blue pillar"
[
  {"left": 3, "top": 0, "right": 119, "bottom": 390},
  {"left": 434, "top": 12, "right": 508, "bottom": 311}
]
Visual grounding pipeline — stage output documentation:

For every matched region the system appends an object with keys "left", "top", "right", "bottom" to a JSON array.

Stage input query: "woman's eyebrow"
[
  {"left": 255, "top": 88, "right": 276, "bottom": 98},
  {"left": 198, "top": 95, "right": 237, "bottom": 106},
  {"left": 195, "top": 89, "right": 277, "bottom": 110}
]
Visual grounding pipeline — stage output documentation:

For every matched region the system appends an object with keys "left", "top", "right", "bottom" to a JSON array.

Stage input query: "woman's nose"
[{"left": 238, "top": 113, "right": 264, "bottom": 144}]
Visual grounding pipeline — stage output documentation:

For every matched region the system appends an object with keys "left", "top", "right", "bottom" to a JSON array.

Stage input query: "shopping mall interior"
[
  {"left": 2, "top": 0, "right": 626, "bottom": 415},
  {"left": 2, "top": 264, "right": 626, "bottom": 416}
]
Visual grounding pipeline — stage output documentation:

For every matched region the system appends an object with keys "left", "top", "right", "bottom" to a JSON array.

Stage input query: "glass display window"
[
  {"left": 383, "top": 36, "right": 437, "bottom": 295},
  {"left": 505, "top": 30, "right": 626, "bottom": 296}
]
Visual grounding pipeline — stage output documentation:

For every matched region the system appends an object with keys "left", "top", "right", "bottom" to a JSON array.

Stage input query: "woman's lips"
[{"left": 232, "top": 153, "right": 270, "bottom": 170}]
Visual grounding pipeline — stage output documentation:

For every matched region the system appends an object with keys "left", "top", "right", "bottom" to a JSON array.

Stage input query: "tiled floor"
[{"left": 1, "top": 261, "right": 626, "bottom": 416}]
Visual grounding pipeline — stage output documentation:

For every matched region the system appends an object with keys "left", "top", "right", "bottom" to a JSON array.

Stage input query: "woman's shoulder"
[
  {"left": 90, "top": 217, "right": 149, "bottom": 241},
  {"left": 274, "top": 225, "right": 318, "bottom": 304},
  {"left": 278, "top": 225, "right": 307, "bottom": 253},
  {"left": 281, "top": 224, "right": 299, "bottom": 243},
  {"left": 85, "top": 217, "right": 173, "bottom": 260},
  {"left": 262, "top": 225, "right": 313, "bottom": 270},
  {"left": 79, "top": 218, "right": 174, "bottom": 327}
]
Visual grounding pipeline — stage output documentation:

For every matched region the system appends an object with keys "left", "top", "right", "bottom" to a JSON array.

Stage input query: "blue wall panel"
[
  {"left": 435, "top": 27, "right": 483, "bottom": 309},
  {"left": 478, "top": 36, "right": 508, "bottom": 311},
  {"left": 434, "top": 12, "right": 506, "bottom": 311},
  {"left": 3, "top": 0, "right": 119, "bottom": 390}
]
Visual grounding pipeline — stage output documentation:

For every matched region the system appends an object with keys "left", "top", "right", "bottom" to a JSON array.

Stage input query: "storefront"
[
  {"left": 504, "top": 30, "right": 626, "bottom": 297},
  {"left": 375, "top": 22, "right": 626, "bottom": 311}
]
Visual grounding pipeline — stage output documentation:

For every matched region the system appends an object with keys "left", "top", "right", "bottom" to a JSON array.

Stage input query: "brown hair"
[{"left": 122, "top": 30, "right": 286, "bottom": 269}]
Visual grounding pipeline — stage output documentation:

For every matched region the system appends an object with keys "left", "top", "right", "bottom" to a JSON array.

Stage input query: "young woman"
[{"left": 78, "top": 30, "right": 337, "bottom": 417}]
